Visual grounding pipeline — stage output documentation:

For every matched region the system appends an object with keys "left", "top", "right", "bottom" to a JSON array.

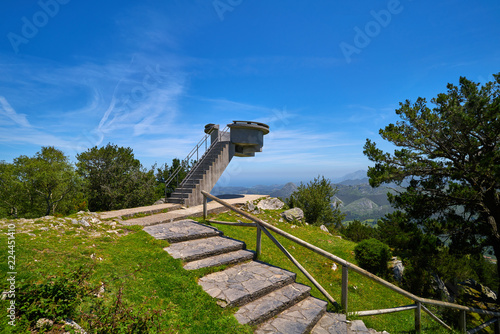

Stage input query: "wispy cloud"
[{"left": 0, "top": 96, "right": 31, "bottom": 128}]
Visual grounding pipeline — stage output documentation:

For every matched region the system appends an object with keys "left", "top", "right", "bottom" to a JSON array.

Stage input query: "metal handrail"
[
  {"left": 164, "top": 127, "right": 228, "bottom": 197},
  {"left": 179, "top": 126, "right": 229, "bottom": 187},
  {"left": 201, "top": 191, "right": 500, "bottom": 333}
]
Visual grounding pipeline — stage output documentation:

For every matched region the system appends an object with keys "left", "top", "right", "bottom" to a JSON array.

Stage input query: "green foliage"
[
  {"left": 354, "top": 238, "right": 392, "bottom": 277},
  {"left": 340, "top": 220, "right": 375, "bottom": 242},
  {"left": 154, "top": 158, "right": 193, "bottom": 198},
  {"left": 364, "top": 73, "right": 500, "bottom": 296},
  {"left": 287, "top": 175, "right": 345, "bottom": 227},
  {"left": 16, "top": 267, "right": 90, "bottom": 325},
  {"left": 0, "top": 217, "right": 251, "bottom": 333},
  {"left": 0, "top": 147, "right": 81, "bottom": 218},
  {"left": 205, "top": 210, "right": 449, "bottom": 333},
  {"left": 76, "top": 143, "right": 156, "bottom": 211}
]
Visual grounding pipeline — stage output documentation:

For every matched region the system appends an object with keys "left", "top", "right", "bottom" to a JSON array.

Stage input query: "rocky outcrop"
[
  {"left": 282, "top": 208, "right": 304, "bottom": 222},
  {"left": 389, "top": 257, "right": 404, "bottom": 283},
  {"left": 458, "top": 279, "right": 498, "bottom": 311},
  {"left": 431, "top": 274, "right": 453, "bottom": 303},
  {"left": 257, "top": 198, "right": 285, "bottom": 210}
]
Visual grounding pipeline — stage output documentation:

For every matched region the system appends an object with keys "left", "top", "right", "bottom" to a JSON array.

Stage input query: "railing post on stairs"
[
  {"left": 255, "top": 225, "right": 262, "bottom": 260},
  {"left": 341, "top": 265, "right": 348, "bottom": 314},
  {"left": 203, "top": 196, "right": 207, "bottom": 220},
  {"left": 459, "top": 310, "right": 467, "bottom": 333},
  {"left": 495, "top": 317, "right": 500, "bottom": 334},
  {"left": 415, "top": 301, "right": 421, "bottom": 332}
]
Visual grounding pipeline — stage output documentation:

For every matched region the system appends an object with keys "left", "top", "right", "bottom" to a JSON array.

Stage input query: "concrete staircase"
[
  {"left": 168, "top": 141, "right": 231, "bottom": 207},
  {"left": 166, "top": 121, "right": 270, "bottom": 207},
  {"left": 144, "top": 218, "right": 387, "bottom": 334}
]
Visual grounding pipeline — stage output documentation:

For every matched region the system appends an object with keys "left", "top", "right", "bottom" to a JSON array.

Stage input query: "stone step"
[
  {"left": 173, "top": 188, "right": 194, "bottom": 194},
  {"left": 255, "top": 296, "right": 327, "bottom": 334},
  {"left": 166, "top": 197, "right": 184, "bottom": 204},
  {"left": 348, "top": 320, "right": 369, "bottom": 334},
  {"left": 198, "top": 261, "right": 296, "bottom": 307},
  {"left": 164, "top": 236, "right": 245, "bottom": 262},
  {"left": 348, "top": 320, "right": 389, "bottom": 334},
  {"left": 169, "top": 192, "right": 190, "bottom": 199},
  {"left": 312, "top": 312, "right": 348, "bottom": 334},
  {"left": 183, "top": 249, "right": 255, "bottom": 270},
  {"left": 143, "top": 220, "right": 222, "bottom": 243},
  {"left": 234, "top": 282, "right": 311, "bottom": 326}
]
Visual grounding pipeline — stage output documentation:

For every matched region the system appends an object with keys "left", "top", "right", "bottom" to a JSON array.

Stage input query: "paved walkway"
[{"left": 100, "top": 194, "right": 268, "bottom": 227}]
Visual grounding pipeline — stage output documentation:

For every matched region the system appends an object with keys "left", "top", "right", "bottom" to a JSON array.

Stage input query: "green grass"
[
  {"left": 0, "top": 217, "right": 252, "bottom": 333},
  {"left": 0, "top": 208, "right": 480, "bottom": 333},
  {"left": 198, "top": 210, "right": 458, "bottom": 334}
]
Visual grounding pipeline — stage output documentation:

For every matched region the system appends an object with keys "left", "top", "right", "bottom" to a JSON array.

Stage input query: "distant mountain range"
[{"left": 211, "top": 170, "right": 401, "bottom": 223}]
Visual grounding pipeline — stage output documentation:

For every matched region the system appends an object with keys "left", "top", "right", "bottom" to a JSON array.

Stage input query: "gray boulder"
[
  {"left": 245, "top": 201, "right": 261, "bottom": 214},
  {"left": 282, "top": 208, "right": 304, "bottom": 222},
  {"left": 257, "top": 198, "right": 285, "bottom": 210},
  {"left": 154, "top": 198, "right": 166, "bottom": 205},
  {"left": 390, "top": 257, "right": 404, "bottom": 283}
]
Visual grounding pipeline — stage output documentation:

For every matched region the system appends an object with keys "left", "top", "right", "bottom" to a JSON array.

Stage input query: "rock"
[
  {"left": 257, "top": 198, "right": 285, "bottom": 210},
  {"left": 431, "top": 274, "right": 453, "bottom": 302},
  {"left": 281, "top": 208, "right": 304, "bottom": 222},
  {"left": 245, "top": 201, "right": 260, "bottom": 214},
  {"left": 331, "top": 263, "right": 338, "bottom": 271},
  {"left": 154, "top": 198, "right": 166, "bottom": 205},
  {"left": 64, "top": 319, "right": 87, "bottom": 334},
  {"left": 36, "top": 318, "right": 54, "bottom": 329},
  {"left": 320, "top": 225, "right": 330, "bottom": 233},
  {"left": 390, "top": 257, "right": 404, "bottom": 283},
  {"left": 71, "top": 219, "right": 78, "bottom": 225},
  {"left": 78, "top": 219, "right": 90, "bottom": 227},
  {"left": 458, "top": 279, "right": 498, "bottom": 310}
]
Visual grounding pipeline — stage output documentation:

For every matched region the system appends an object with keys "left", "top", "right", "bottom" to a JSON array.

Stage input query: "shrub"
[
  {"left": 341, "top": 220, "right": 375, "bottom": 242},
  {"left": 354, "top": 238, "right": 392, "bottom": 277},
  {"left": 287, "top": 175, "right": 345, "bottom": 227}
]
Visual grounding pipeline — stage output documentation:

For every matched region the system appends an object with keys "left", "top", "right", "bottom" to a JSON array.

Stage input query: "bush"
[
  {"left": 341, "top": 220, "right": 375, "bottom": 242},
  {"left": 354, "top": 238, "right": 392, "bottom": 277},
  {"left": 287, "top": 175, "right": 345, "bottom": 227},
  {"left": 76, "top": 143, "right": 156, "bottom": 211}
]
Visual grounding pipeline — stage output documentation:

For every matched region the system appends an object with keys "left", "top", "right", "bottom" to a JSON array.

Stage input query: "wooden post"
[
  {"left": 255, "top": 225, "right": 262, "bottom": 260},
  {"left": 415, "top": 301, "right": 421, "bottom": 333},
  {"left": 459, "top": 310, "right": 466, "bottom": 333},
  {"left": 203, "top": 196, "right": 207, "bottom": 220},
  {"left": 495, "top": 317, "right": 499, "bottom": 334},
  {"left": 341, "top": 265, "right": 348, "bottom": 314}
]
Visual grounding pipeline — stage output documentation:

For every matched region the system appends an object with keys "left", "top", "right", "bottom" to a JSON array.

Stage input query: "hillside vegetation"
[
  {"left": 1, "top": 207, "right": 455, "bottom": 333},
  {"left": 212, "top": 175, "right": 400, "bottom": 223}
]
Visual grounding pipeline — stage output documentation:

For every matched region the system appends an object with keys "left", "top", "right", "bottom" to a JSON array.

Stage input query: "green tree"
[
  {"left": 1, "top": 147, "right": 80, "bottom": 218},
  {"left": 340, "top": 219, "right": 375, "bottom": 242},
  {"left": 363, "top": 74, "right": 500, "bottom": 296},
  {"left": 76, "top": 143, "right": 156, "bottom": 211},
  {"left": 287, "top": 175, "right": 345, "bottom": 227},
  {"left": 0, "top": 161, "right": 22, "bottom": 217},
  {"left": 354, "top": 238, "right": 391, "bottom": 277}
]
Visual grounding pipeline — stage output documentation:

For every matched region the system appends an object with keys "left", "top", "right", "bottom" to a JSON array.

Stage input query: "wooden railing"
[{"left": 201, "top": 191, "right": 500, "bottom": 333}]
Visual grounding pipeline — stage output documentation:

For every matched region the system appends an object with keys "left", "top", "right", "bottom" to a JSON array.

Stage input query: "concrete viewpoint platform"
[{"left": 99, "top": 194, "right": 268, "bottom": 227}]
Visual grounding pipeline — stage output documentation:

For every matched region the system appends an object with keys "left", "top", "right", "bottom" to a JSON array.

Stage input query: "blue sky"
[{"left": 0, "top": 0, "right": 499, "bottom": 186}]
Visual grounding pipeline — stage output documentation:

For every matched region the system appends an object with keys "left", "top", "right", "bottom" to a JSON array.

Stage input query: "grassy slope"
[
  {"left": 0, "top": 208, "right": 456, "bottom": 334},
  {"left": 0, "top": 216, "right": 252, "bottom": 334},
  {"left": 198, "top": 209, "right": 454, "bottom": 334}
]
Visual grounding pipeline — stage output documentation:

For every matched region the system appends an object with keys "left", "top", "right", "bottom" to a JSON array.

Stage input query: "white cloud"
[{"left": 0, "top": 96, "right": 31, "bottom": 128}]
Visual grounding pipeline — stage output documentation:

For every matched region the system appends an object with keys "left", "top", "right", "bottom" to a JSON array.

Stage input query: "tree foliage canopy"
[
  {"left": 1, "top": 147, "right": 79, "bottom": 217},
  {"left": 76, "top": 143, "right": 156, "bottom": 212},
  {"left": 364, "top": 74, "right": 500, "bottom": 293},
  {"left": 288, "top": 175, "right": 345, "bottom": 227}
]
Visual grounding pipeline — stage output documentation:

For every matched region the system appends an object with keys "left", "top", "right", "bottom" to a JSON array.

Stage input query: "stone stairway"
[{"left": 144, "top": 218, "right": 387, "bottom": 334}]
